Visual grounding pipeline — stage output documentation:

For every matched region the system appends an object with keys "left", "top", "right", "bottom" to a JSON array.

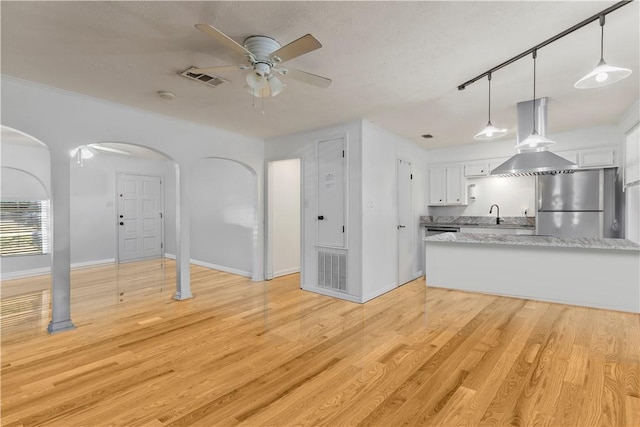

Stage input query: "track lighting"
[
  {"left": 474, "top": 72, "right": 507, "bottom": 140},
  {"left": 575, "top": 15, "right": 632, "bottom": 89}
]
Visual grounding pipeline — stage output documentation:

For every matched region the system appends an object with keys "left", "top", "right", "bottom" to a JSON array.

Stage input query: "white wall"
[
  {"left": 268, "top": 159, "right": 301, "bottom": 278},
  {"left": 189, "top": 158, "right": 255, "bottom": 277},
  {"left": 266, "top": 121, "right": 362, "bottom": 301},
  {"left": 361, "top": 121, "right": 429, "bottom": 301}
]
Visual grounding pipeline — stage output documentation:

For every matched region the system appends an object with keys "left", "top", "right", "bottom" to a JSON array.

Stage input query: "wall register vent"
[
  {"left": 180, "top": 68, "right": 228, "bottom": 88},
  {"left": 317, "top": 250, "right": 347, "bottom": 292}
]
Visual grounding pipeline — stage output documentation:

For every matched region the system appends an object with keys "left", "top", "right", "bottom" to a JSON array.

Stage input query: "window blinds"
[{"left": 0, "top": 200, "right": 50, "bottom": 256}]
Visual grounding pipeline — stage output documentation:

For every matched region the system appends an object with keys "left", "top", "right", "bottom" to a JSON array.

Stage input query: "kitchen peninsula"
[{"left": 424, "top": 232, "right": 640, "bottom": 313}]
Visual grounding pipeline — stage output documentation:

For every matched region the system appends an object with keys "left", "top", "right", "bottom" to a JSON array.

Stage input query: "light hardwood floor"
[{"left": 1, "top": 259, "right": 639, "bottom": 426}]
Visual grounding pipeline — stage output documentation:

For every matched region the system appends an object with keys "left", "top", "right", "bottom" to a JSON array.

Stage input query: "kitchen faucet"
[{"left": 489, "top": 204, "right": 501, "bottom": 224}]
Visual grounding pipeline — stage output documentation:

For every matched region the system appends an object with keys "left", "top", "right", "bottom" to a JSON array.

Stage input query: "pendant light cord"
[
  {"left": 487, "top": 72, "right": 492, "bottom": 123},
  {"left": 599, "top": 15, "right": 605, "bottom": 61},
  {"left": 532, "top": 50, "right": 537, "bottom": 134}
]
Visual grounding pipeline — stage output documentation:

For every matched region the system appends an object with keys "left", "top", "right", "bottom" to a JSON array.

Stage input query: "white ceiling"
[{"left": 1, "top": 1, "right": 638, "bottom": 150}]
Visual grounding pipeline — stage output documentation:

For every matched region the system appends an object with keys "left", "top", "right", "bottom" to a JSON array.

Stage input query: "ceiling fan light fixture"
[
  {"left": 575, "top": 14, "right": 632, "bottom": 89},
  {"left": 246, "top": 72, "right": 266, "bottom": 90},
  {"left": 268, "top": 75, "right": 286, "bottom": 97}
]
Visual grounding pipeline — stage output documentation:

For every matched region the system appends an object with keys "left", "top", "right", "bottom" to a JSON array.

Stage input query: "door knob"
[
  {"left": 397, "top": 225, "right": 406, "bottom": 229},
  {"left": 119, "top": 215, "right": 123, "bottom": 218},
  {"left": 318, "top": 215, "right": 324, "bottom": 220},
  {"left": 119, "top": 222, "right": 124, "bottom": 226}
]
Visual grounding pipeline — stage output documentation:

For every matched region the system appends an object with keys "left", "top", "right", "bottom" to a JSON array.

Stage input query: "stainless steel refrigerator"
[{"left": 537, "top": 168, "right": 623, "bottom": 238}]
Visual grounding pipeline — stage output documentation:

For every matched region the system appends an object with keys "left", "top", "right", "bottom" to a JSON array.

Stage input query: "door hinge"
[
  {"left": 342, "top": 226, "right": 345, "bottom": 233},
  {"left": 160, "top": 212, "right": 163, "bottom": 219},
  {"left": 161, "top": 243, "right": 163, "bottom": 249},
  {"left": 410, "top": 174, "right": 413, "bottom": 180},
  {"left": 342, "top": 150, "right": 345, "bottom": 158}
]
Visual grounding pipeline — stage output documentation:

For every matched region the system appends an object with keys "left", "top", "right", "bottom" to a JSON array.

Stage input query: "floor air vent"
[
  {"left": 180, "top": 68, "right": 228, "bottom": 88},
  {"left": 317, "top": 250, "right": 347, "bottom": 292}
]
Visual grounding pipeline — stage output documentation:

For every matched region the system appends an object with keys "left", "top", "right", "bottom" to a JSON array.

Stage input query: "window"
[{"left": 0, "top": 200, "right": 50, "bottom": 256}]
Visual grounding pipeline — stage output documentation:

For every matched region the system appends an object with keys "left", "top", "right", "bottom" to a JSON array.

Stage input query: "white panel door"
[
  {"left": 317, "top": 137, "right": 345, "bottom": 248},
  {"left": 397, "top": 159, "right": 413, "bottom": 286},
  {"left": 117, "top": 174, "right": 163, "bottom": 262}
]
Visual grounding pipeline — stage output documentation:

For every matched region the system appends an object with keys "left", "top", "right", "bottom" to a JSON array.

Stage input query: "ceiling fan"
[{"left": 189, "top": 24, "right": 331, "bottom": 98}]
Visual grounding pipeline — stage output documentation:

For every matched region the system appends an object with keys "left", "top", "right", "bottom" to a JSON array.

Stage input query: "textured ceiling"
[{"left": 1, "top": 1, "right": 638, "bottom": 149}]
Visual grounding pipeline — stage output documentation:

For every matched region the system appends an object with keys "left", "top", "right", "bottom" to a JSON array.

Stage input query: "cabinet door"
[
  {"left": 625, "top": 123, "right": 640, "bottom": 186},
  {"left": 579, "top": 149, "right": 616, "bottom": 168},
  {"left": 429, "top": 167, "right": 445, "bottom": 205},
  {"left": 446, "top": 165, "right": 463, "bottom": 204},
  {"left": 464, "top": 162, "right": 489, "bottom": 177}
]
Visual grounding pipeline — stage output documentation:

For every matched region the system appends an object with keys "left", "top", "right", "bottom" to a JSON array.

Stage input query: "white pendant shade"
[
  {"left": 575, "top": 59, "right": 632, "bottom": 89},
  {"left": 474, "top": 121, "right": 507, "bottom": 140},
  {"left": 515, "top": 131, "right": 555, "bottom": 151}
]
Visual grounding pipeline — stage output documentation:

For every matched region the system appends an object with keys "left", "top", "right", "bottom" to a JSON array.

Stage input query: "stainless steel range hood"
[{"left": 491, "top": 98, "right": 578, "bottom": 176}]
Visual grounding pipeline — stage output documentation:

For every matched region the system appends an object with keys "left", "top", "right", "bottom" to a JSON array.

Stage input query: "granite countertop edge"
[
  {"left": 420, "top": 215, "right": 535, "bottom": 230},
  {"left": 424, "top": 232, "right": 640, "bottom": 251}
]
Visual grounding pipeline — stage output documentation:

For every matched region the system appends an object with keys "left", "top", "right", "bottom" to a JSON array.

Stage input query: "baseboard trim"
[
  {"left": 273, "top": 267, "right": 301, "bottom": 278},
  {"left": 71, "top": 258, "right": 115, "bottom": 270},
  {"left": 190, "top": 259, "right": 252, "bottom": 278},
  {"left": 1, "top": 258, "right": 116, "bottom": 281},
  {"left": 301, "top": 284, "right": 361, "bottom": 303},
  {"left": 362, "top": 282, "right": 398, "bottom": 303}
]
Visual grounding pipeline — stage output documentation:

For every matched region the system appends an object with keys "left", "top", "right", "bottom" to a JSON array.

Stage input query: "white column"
[
  {"left": 174, "top": 163, "right": 193, "bottom": 300},
  {"left": 47, "top": 149, "right": 76, "bottom": 334}
]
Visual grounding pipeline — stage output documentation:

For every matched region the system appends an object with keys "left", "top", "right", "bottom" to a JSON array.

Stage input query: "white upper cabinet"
[
  {"left": 429, "top": 167, "right": 446, "bottom": 205},
  {"left": 625, "top": 123, "right": 640, "bottom": 186},
  {"left": 428, "top": 165, "right": 465, "bottom": 206},
  {"left": 446, "top": 165, "right": 464, "bottom": 204},
  {"left": 464, "top": 162, "right": 490, "bottom": 177}
]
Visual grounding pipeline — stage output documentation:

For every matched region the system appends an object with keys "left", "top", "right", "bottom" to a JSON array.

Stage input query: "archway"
[
  {"left": 0, "top": 125, "right": 52, "bottom": 332},
  {"left": 68, "top": 140, "right": 182, "bottom": 316}
]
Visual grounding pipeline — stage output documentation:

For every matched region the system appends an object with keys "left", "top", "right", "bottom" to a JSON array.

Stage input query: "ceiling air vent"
[{"left": 180, "top": 68, "right": 228, "bottom": 88}]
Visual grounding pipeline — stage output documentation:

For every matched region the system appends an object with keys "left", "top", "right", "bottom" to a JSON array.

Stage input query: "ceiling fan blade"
[
  {"left": 284, "top": 68, "right": 332, "bottom": 89},
  {"left": 189, "top": 65, "right": 243, "bottom": 74},
  {"left": 270, "top": 34, "right": 322, "bottom": 63},
  {"left": 88, "top": 144, "right": 132, "bottom": 156},
  {"left": 195, "top": 24, "right": 252, "bottom": 58}
]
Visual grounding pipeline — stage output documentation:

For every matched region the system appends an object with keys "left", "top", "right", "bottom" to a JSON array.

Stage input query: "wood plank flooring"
[{"left": 1, "top": 259, "right": 639, "bottom": 426}]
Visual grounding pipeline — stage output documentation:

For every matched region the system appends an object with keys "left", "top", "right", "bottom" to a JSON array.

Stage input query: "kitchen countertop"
[
  {"left": 424, "top": 232, "right": 640, "bottom": 251},
  {"left": 420, "top": 215, "right": 535, "bottom": 230}
]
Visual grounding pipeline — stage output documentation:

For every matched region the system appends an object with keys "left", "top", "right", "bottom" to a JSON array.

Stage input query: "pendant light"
[
  {"left": 516, "top": 50, "right": 555, "bottom": 151},
  {"left": 474, "top": 72, "right": 507, "bottom": 140},
  {"left": 575, "top": 14, "right": 632, "bottom": 89}
]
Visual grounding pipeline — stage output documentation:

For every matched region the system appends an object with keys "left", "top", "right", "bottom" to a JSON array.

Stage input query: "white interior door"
[
  {"left": 397, "top": 159, "right": 413, "bottom": 286},
  {"left": 317, "top": 137, "right": 345, "bottom": 248},
  {"left": 117, "top": 174, "right": 163, "bottom": 263}
]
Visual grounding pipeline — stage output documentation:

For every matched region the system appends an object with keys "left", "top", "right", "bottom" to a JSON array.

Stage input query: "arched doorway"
[{"left": 0, "top": 125, "right": 52, "bottom": 333}]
